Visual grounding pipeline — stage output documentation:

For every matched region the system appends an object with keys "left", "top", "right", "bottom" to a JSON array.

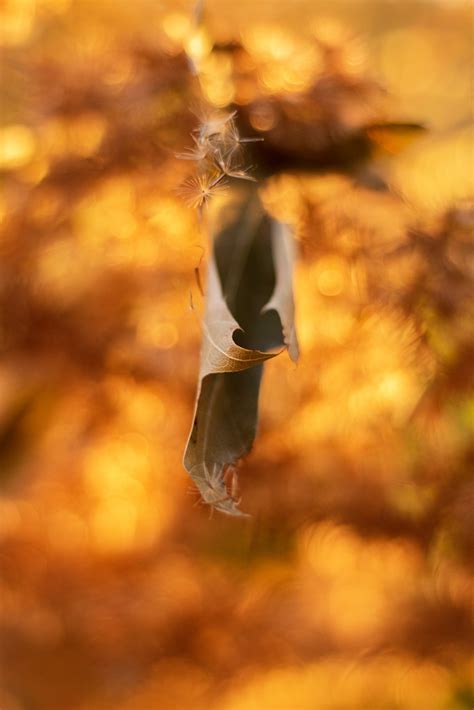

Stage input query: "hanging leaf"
[
  {"left": 184, "top": 183, "right": 299, "bottom": 516},
  {"left": 262, "top": 219, "right": 299, "bottom": 363}
]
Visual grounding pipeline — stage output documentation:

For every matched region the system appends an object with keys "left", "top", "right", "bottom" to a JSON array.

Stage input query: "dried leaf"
[
  {"left": 184, "top": 184, "right": 298, "bottom": 516},
  {"left": 262, "top": 220, "right": 299, "bottom": 362}
]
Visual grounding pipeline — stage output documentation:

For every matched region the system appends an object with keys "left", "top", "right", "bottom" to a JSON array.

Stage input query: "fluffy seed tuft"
[{"left": 177, "top": 110, "right": 261, "bottom": 210}]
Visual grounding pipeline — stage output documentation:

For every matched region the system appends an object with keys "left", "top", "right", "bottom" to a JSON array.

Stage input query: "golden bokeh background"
[{"left": 0, "top": 1, "right": 473, "bottom": 709}]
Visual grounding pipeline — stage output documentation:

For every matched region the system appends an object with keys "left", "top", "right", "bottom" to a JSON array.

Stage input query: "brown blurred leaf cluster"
[{"left": 0, "top": 1, "right": 473, "bottom": 709}]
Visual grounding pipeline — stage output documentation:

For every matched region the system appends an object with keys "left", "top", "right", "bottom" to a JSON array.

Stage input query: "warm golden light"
[
  {"left": 0, "top": 1, "right": 472, "bottom": 708},
  {"left": 0, "top": 124, "right": 36, "bottom": 169}
]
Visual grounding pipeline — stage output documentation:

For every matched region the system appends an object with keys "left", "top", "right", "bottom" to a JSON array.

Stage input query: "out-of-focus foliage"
[{"left": 0, "top": 1, "right": 472, "bottom": 709}]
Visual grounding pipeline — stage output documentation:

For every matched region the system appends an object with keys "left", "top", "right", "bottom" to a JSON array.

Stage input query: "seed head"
[
  {"left": 177, "top": 172, "right": 228, "bottom": 210},
  {"left": 177, "top": 110, "right": 262, "bottom": 211}
]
